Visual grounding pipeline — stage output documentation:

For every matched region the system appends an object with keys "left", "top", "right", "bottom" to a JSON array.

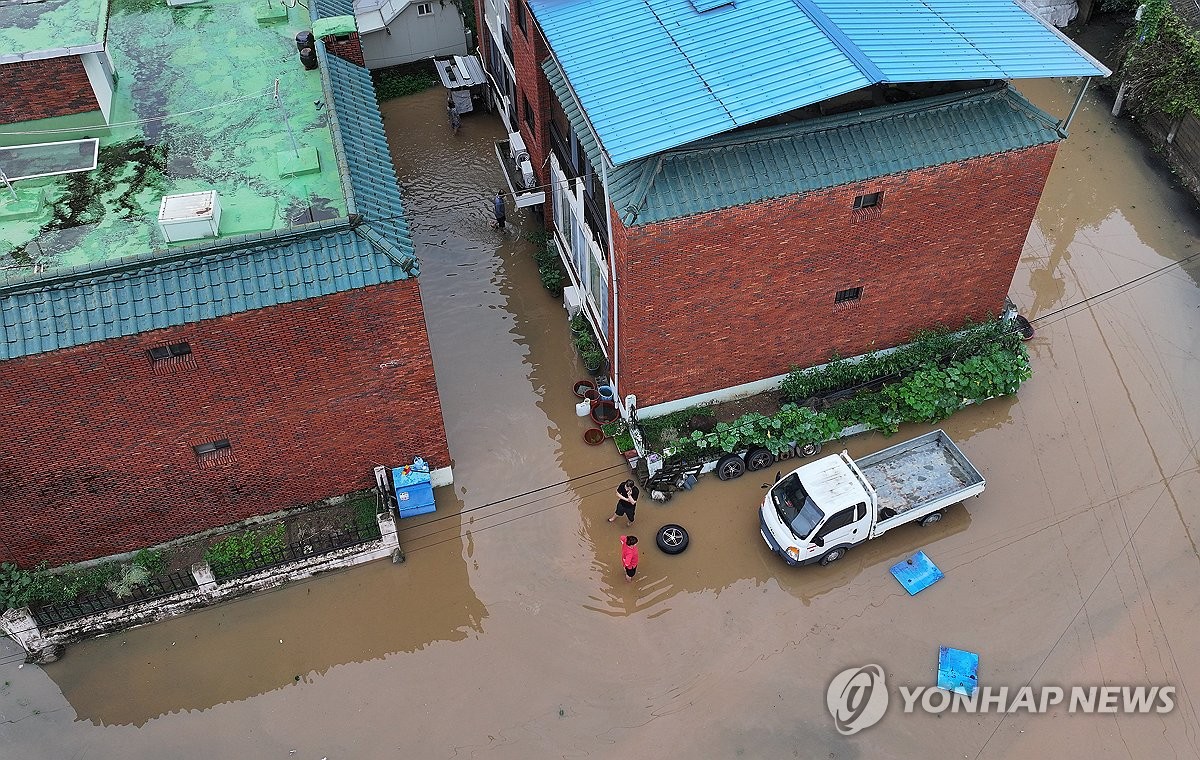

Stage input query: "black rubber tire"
[
  {"left": 797, "top": 441, "right": 823, "bottom": 458},
  {"left": 819, "top": 547, "right": 846, "bottom": 565},
  {"left": 919, "top": 512, "right": 943, "bottom": 527},
  {"left": 716, "top": 454, "right": 746, "bottom": 481},
  {"left": 745, "top": 447, "right": 774, "bottom": 472},
  {"left": 656, "top": 524, "right": 689, "bottom": 555}
]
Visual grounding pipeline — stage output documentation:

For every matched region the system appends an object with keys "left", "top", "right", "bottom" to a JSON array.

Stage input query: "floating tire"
[
  {"left": 656, "top": 524, "right": 689, "bottom": 555},
  {"left": 716, "top": 454, "right": 746, "bottom": 481}
]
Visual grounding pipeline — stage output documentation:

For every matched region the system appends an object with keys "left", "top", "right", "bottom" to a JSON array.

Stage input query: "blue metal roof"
[
  {"left": 0, "top": 27, "right": 418, "bottom": 361},
  {"left": 528, "top": 0, "right": 1109, "bottom": 165}
]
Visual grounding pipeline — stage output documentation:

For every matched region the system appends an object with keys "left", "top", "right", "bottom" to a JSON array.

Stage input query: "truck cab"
[{"left": 759, "top": 453, "right": 875, "bottom": 566}]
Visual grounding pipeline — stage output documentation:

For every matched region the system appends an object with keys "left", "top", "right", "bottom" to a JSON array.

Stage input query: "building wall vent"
[{"left": 158, "top": 190, "right": 222, "bottom": 243}]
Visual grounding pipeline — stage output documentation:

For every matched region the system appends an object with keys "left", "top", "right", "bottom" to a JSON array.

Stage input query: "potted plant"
[
  {"left": 582, "top": 348, "right": 605, "bottom": 375},
  {"left": 570, "top": 313, "right": 590, "bottom": 337}
]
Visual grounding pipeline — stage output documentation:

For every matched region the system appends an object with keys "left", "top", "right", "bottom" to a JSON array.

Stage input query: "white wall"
[{"left": 360, "top": 2, "right": 468, "bottom": 69}]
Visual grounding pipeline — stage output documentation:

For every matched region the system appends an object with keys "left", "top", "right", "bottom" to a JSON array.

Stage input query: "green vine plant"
[
  {"left": 654, "top": 319, "right": 1033, "bottom": 465},
  {"left": 1119, "top": 2, "right": 1200, "bottom": 119}
]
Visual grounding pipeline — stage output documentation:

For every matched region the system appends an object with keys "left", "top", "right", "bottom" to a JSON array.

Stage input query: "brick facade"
[
  {"left": 322, "top": 32, "right": 365, "bottom": 67},
  {"left": 0, "top": 279, "right": 449, "bottom": 567},
  {"left": 503, "top": 2, "right": 552, "bottom": 194},
  {"left": 613, "top": 144, "right": 1059, "bottom": 407},
  {"left": 0, "top": 56, "right": 99, "bottom": 125}
]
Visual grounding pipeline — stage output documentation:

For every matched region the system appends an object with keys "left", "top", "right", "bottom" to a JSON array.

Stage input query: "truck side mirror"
[
  {"left": 774, "top": 471, "right": 782, "bottom": 483},
  {"left": 812, "top": 535, "right": 824, "bottom": 548}
]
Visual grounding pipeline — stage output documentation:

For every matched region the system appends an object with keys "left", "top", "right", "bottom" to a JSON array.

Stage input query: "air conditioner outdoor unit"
[{"left": 507, "top": 131, "right": 535, "bottom": 189}]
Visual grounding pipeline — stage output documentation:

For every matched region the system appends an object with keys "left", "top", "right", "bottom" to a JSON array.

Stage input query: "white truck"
[{"left": 759, "top": 429, "right": 985, "bottom": 566}]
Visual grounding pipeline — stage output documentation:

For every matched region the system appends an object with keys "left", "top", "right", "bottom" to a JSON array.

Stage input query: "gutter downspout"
[
  {"left": 600, "top": 156, "right": 620, "bottom": 416},
  {"left": 1060, "top": 77, "right": 1091, "bottom": 134}
]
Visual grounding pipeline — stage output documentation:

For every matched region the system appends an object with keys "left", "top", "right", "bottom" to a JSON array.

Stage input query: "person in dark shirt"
[
  {"left": 492, "top": 190, "right": 506, "bottom": 230},
  {"left": 608, "top": 479, "right": 640, "bottom": 525}
]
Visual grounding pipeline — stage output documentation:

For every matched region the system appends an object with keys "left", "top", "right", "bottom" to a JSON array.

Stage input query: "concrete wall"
[
  {"left": 360, "top": 3, "right": 467, "bottom": 69},
  {"left": 610, "top": 144, "right": 1059, "bottom": 407},
  {"left": 0, "top": 56, "right": 100, "bottom": 125},
  {"left": 0, "top": 278, "right": 450, "bottom": 567}
]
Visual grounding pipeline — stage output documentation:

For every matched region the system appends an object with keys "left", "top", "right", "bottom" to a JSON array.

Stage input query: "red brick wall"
[
  {"left": 0, "top": 57, "right": 99, "bottom": 125},
  {"left": 322, "top": 32, "right": 365, "bottom": 67},
  {"left": 509, "top": 4, "right": 551, "bottom": 195},
  {"left": 0, "top": 280, "right": 449, "bottom": 567},
  {"left": 614, "top": 144, "right": 1059, "bottom": 407}
]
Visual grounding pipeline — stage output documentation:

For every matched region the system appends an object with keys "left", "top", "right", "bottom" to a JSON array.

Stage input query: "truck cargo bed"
[{"left": 855, "top": 430, "right": 985, "bottom": 518}]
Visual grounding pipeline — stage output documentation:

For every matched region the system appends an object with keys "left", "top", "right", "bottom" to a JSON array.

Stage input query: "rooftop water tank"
[{"left": 158, "top": 190, "right": 221, "bottom": 243}]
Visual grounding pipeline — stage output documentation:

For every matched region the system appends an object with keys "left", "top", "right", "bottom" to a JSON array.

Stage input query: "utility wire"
[{"left": 0, "top": 463, "right": 634, "bottom": 649}]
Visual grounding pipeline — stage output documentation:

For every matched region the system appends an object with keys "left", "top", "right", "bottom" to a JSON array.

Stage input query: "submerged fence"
[
  {"left": 209, "top": 522, "right": 384, "bottom": 581},
  {"left": 30, "top": 570, "right": 198, "bottom": 627}
]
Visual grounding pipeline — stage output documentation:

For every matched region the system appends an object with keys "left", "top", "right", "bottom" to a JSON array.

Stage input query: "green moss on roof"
[
  {"left": 0, "top": 0, "right": 346, "bottom": 278},
  {"left": 0, "top": 0, "right": 107, "bottom": 60}
]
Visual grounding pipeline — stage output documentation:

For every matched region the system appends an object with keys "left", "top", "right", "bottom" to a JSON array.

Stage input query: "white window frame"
[{"left": 416, "top": 2, "right": 433, "bottom": 16}]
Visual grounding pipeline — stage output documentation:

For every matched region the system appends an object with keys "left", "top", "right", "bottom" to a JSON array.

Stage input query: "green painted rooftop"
[
  {"left": 0, "top": 6, "right": 418, "bottom": 361},
  {"left": 0, "top": 0, "right": 347, "bottom": 281},
  {"left": 544, "top": 58, "right": 1064, "bottom": 227},
  {"left": 0, "top": 0, "right": 107, "bottom": 61}
]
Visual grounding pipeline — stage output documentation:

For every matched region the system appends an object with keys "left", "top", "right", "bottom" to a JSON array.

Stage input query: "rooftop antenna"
[
  {"left": 0, "top": 166, "right": 17, "bottom": 202},
  {"left": 273, "top": 78, "right": 301, "bottom": 157}
]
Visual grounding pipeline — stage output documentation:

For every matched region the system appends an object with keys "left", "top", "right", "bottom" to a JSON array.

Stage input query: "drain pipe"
[
  {"left": 600, "top": 156, "right": 620, "bottom": 413},
  {"left": 1059, "top": 77, "right": 1091, "bottom": 134}
]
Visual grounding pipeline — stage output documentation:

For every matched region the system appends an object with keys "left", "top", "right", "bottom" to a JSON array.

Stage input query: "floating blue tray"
[
  {"left": 937, "top": 647, "right": 979, "bottom": 696},
  {"left": 889, "top": 550, "right": 943, "bottom": 595}
]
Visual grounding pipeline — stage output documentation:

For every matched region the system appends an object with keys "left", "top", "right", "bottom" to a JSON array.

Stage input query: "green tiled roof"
[
  {"left": 0, "top": 20, "right": 417, "bottom": 361},
  {"left": 542, "top": 62, "right": 1064, "bottom": 227}
]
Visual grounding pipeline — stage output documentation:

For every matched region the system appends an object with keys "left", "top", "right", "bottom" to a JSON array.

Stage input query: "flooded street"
[{"left": 3, "top": 77, "right": 1200, "bottom": 758}]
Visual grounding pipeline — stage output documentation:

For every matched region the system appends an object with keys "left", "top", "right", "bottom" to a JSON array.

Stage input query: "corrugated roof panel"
[
  {"left": 606, "top": 86, "right": 1063, "bottom": 225},
  {"left": 529, "top": 0, "right": 1107, "bottom": 164}
]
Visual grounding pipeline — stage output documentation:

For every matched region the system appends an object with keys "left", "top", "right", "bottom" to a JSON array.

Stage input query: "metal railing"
[
  {"left": 210, "top": 521, "right": 382, "bottom": 582},
  {"left": 31, "top": 570, "right": 199, "bottom": 627}
]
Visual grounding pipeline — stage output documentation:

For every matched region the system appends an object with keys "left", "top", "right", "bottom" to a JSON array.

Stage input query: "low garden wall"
[{"left": 1, "top": 512, "right": 400, "bottom": 664}]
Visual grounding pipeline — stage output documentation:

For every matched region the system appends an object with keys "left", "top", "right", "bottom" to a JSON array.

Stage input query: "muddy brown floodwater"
[{"left": 3, "top": 76, "right": 1200, "bottom": 758}]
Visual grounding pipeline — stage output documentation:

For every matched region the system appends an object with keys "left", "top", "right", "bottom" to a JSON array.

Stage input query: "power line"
[{"left": 0, "top": 463, "right": 634, "bottom": 650}]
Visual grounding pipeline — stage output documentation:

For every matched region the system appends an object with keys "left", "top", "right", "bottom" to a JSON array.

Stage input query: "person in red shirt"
[{"left": 620, "top": 535, "right": 639, "bottom": 582}]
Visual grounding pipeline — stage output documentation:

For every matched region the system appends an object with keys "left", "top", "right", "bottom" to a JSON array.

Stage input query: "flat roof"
[
  {"left": 0, "top": 0, "right": 108, "bottom": 62},
  {"left": 0, "top": 0, "right": 347, "bottom": 282},
  {"left": 529, "top": 0, "right": 1110, "bottom": 165}
]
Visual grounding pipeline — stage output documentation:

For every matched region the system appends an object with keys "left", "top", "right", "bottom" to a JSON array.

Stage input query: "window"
[
  {"left": 816, "top": 507, "right": 857, "bottom": 540},
  {"left": 516, "top": 1, "right": 527, "bottom": 35},
  {"left": 416, "top": 2, "right": 432, "bottom": 16},
  {"left": 193, "top": 439, "right": 232, "bottom": 465},
  {"left": 835, "top": 287, "right": 863, "bottom": 304},
  {"left": 523, "top": 94, "right": 534, "bottom": 131},
  {"left": 853, "top": 191, "right": 882, "bottom": 210},
  {"left": 854, "top": 502, "right": 867, "bottom": 521},
  {"left": 148, "top": 342, "right": 191, "bottom": 362}
]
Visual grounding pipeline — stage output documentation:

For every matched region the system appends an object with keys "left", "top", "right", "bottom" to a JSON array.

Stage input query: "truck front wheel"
[{"left": 819, "top": 547, "right": 846, "bottom": 565}]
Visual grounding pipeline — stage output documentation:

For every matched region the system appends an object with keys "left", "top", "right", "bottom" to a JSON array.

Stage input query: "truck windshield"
[{"left": 772, "top": 473, "right": 824, "bottom": 540}]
